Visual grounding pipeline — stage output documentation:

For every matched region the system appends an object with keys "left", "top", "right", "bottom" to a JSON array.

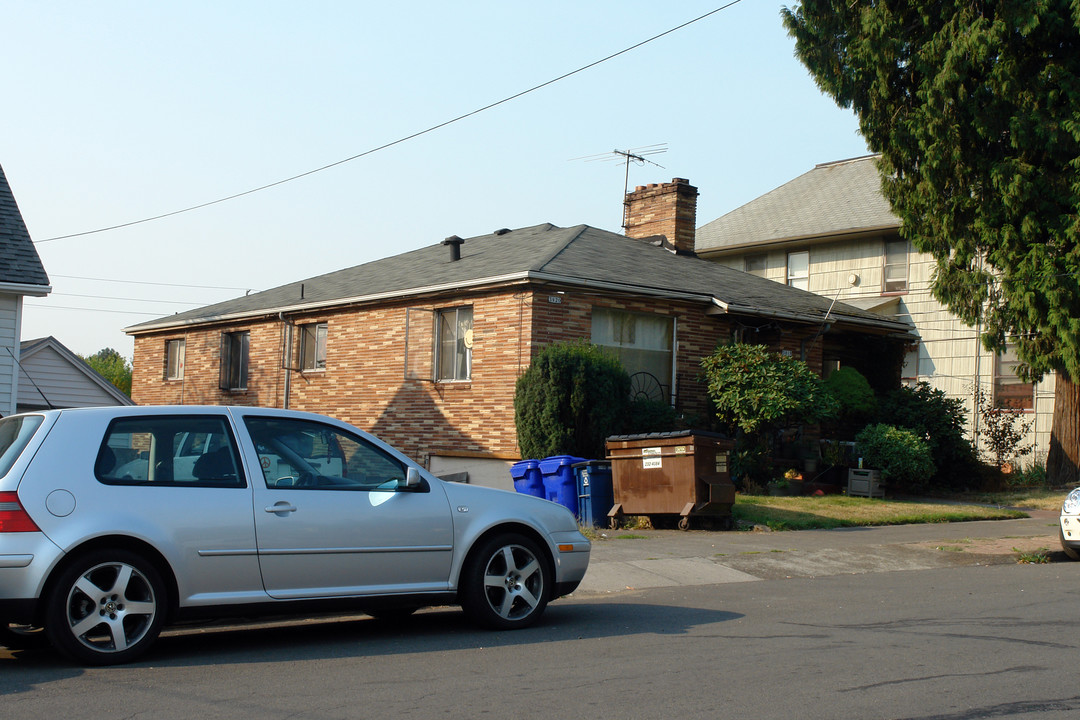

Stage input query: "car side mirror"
[{"left": 400, "top": 467, "right": 422, "bottom": 489}]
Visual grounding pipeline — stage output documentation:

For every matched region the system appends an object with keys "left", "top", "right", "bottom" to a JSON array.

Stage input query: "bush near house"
[
  {"left": 701, "top": 343, "right": 837, "bottom": 489},
  {"left": 856, "top": 423, "right": 936, "bottom": 493},
  {"left": 514, "top": 341, "right": 630, "bottom": 460},
  {"left": 876, "top": 382, "right": 978, "bottom": 488},
  {"left": 823, "top": 366, "right": 876, "bottom": 428}
]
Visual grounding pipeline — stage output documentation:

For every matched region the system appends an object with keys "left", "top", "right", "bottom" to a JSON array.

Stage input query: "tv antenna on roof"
[{"left": 571, "top": 142, "right": 668, "bottom": 196}]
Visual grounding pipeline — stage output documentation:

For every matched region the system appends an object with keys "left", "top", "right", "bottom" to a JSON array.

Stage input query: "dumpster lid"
[{"left": 605, "top": 429, "right": 730, "bottom": 442}]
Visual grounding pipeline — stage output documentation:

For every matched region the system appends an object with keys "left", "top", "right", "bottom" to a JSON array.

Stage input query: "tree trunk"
[{"left": 1047, "top": 372, "right": 1080, "bottom": 486}]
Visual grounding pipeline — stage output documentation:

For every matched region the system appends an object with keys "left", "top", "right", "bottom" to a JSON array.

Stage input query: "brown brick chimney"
[{"left": 623, "top": 178, "right": 698, "bottom": 255}]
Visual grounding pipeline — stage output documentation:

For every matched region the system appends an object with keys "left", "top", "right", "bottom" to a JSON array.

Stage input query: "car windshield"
[{"left": 0, "top": 414, "right": 44, "bottom": 479}]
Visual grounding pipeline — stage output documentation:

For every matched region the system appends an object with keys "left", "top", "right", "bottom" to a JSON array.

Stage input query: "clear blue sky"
[{"left": 1, "top": 1, "right": 868, "bottom": 359}]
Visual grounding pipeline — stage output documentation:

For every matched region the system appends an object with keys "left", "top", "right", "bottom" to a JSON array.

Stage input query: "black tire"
[
  {"left": 44, "top": 549, "right": 167, "bottom": 666},
  {"left": 0, "top": 623, "right": 47, "bottom": 650},
  {"left": 461, "top": 533, "right": 551, "bottom": 630},
  {"left": 1060, "top": 529, "right": 1080, "bottom": 560}
]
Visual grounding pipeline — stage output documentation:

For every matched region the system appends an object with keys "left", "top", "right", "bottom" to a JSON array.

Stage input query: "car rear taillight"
[{"left": 0, "top": 492, "right": 40, "bottom": 533}]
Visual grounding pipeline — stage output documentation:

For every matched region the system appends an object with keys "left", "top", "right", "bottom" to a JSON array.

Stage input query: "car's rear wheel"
[
  {"left": 461, "top": 533, "right": 551, "bottom": 630},
  {"left": 44, "top": 549, "right": 166, "bottom": 665}
]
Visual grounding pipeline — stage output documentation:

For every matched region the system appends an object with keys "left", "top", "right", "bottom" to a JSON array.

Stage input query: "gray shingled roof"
[
  {"left": 695, "top": 155, "right": 899, "bottom": 253},
  {"left": 127, "top": 223, "right": 912, "bottom": 336},
  {"left": 0, "top": 163, "right": 50, "bottom": 288}
]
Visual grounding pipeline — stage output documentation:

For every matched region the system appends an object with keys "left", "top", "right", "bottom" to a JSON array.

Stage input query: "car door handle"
[{"left": 265, "top": 502, "right": 298, "bottom": 515}]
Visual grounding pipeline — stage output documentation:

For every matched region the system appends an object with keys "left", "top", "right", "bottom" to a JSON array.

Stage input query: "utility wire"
[
  {"left": 36, "top": 2, "right": 740, "bottom": 244},
  {"left": 50, "top": 274, "right": 251, "bottom": 291}
]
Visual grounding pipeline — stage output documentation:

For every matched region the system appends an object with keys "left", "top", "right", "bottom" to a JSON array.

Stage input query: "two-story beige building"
[{"left": 695, "top": 155, "right": 1051, "bottom": 464}]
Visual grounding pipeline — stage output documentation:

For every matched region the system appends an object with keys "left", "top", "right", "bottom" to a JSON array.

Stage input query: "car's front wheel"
[
  {"left": 44, "top": 549, "right": 167, "bottom": 665},
  {"left": 1060, "top": 529, "right": 1080, "bottom": 560},
  {"left": 461, "top": 533, "right": 551, "bottom": 630}
]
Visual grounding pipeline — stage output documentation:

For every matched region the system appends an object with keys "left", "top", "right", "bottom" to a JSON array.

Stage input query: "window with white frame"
[
  {"left": 165, "top": 339, "right": 185, "bottom": 380},
  {"left": 883, "top": 239, "right": 908, "bottom": 292},
  {"left": 744, "top": 253, "right": 767, "bottom": 277},
  {"left": 436, "top": 307, "right": 472, "bottom": 381},
  {"left": 299, "top": 323, "right": 327, "bottom": 371},
  {"left": 219, "top": 331, "right": 249, "bottom": 391},
  {"left": 786, "top": 251, "right": 809, "bottom": 290},
  {"left": 994, "top": 345, "right": 1034, "bottom": 410},
  {"left": 591, "top": 307, "right": 674, "bottom": 402}
]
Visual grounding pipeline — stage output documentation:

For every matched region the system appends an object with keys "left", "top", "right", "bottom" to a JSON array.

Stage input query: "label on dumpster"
[
  {"left": 642, "top": 447, "right": 662, "bottom": 469},
  {"left": 674, "top": 446, "right": 686, "bottom": 456}
]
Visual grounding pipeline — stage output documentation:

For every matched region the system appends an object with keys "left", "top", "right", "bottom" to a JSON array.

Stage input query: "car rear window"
[
  {"left": 96, "top": 415, "right": 246, "bottom": 488},
  {"left": 0, "top": 415, "right": 44, "bottom": 479}
]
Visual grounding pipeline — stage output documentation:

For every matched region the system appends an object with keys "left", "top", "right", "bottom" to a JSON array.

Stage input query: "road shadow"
[{"left": 0, "top": 598, "right": 740, "bottom": 681}]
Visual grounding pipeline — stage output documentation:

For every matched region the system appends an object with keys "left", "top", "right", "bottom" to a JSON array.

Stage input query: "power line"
[
  {"left": 50, "top": 292, "right": 203, "bottom": 306},
  {"left": 50, "top": 274, "right": 251, "bottom": 291},
  {"left": 22, "top": 302, "right": 165, "bottom": 317},
  {"left": 34, "top": 2, "right": 740, "bottom": 244}
]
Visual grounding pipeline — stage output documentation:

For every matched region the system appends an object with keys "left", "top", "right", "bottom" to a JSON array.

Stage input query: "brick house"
[
  {"left": 128, "top": 180, "right": 914, "bottom": 488},
  {"left": 695, "top": 156, "right": 1052, "bottom": 464}
]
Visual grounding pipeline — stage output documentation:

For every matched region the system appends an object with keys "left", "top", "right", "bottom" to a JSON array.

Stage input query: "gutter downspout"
[{"left": 280, "top": 312, "right": 293, "bottom": 409}]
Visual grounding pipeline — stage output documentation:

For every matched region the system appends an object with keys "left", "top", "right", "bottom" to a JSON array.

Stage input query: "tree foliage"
[
  {"left": 80, "top": 348, "right": 132, "bottom": 397},
  {"left": 700, "top": 343, "right": 836, "bottom": 436},
  {"left": 783, "top": 1, "right": 1080, "bottom": 483},
  {"left": 514, "top": 341, "right": 630, "bottom": 460}
]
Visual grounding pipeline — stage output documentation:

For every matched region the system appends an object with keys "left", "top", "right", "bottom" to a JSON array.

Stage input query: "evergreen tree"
[{"left": 783, "top": 1, "right": 1080, "bottom": 483}]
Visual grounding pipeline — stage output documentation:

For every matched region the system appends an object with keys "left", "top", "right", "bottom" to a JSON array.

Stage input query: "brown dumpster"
[{"left": 605, "top": 430, "right": 736, "bottom": 531}]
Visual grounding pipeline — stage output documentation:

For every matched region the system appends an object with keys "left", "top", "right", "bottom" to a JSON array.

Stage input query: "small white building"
[
  {"left": 695, "top": 155, "right": 1050, "bottom": 464},
  {"left": 0, "top": 163, "right": 51, "bottom": 417},
  {"left": 17, "top": 337, "right": 135, "bottom": 413}
]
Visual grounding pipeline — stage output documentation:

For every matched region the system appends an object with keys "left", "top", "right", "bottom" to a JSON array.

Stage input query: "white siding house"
[
  {"left": 695, "top": 155, "right": 1051, "bottom": 465},
  {"left": 0, "top": 163, "right": 51, "bottom": 417},
  {"left": 17, "top": 337, "right": 134, "bottom": 413}
]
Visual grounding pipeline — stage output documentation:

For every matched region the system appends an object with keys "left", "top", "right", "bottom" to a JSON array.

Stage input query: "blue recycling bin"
[
  {"left": 539, "top": 455, "right": 585, "bottom": 517},
  {"left": 510, "top": 459, "right": 544, "bottom": 498},
  {"left": 574, "top": 461, "right": 613, "bottom": 527}
]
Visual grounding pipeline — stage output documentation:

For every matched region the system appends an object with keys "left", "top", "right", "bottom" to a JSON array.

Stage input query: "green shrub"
[
  {"left": 856, "top": 423, "right": 936, "bottom": 492},
  {"left": 824, "top": 367, "right": 876, "bottom": 422},
  {"left": 877, "top": 382, "right": 977, "bottom": 488},
  {"left": 700, "top": 343, "right": 837, "bottom": 435},
  {"left": 514, "top": 341, "right": 630, "bottom": 459},
  {"left": 623, "top": 398, "right": 684, "bottom": 435}
]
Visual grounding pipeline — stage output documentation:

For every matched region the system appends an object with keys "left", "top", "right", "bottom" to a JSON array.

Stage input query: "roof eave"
[{"left": 0, "top": 281, "right": 52, "bottom": 297}]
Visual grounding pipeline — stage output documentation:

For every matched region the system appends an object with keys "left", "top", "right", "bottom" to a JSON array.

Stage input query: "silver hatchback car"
[{"left": 0, "top": 406, "right": 590, "bottom": 665}]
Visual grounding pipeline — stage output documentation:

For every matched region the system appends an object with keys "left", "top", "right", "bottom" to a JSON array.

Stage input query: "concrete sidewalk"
[{"left": 574, "top": 510, "right": 1063, "bottom": 595}]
